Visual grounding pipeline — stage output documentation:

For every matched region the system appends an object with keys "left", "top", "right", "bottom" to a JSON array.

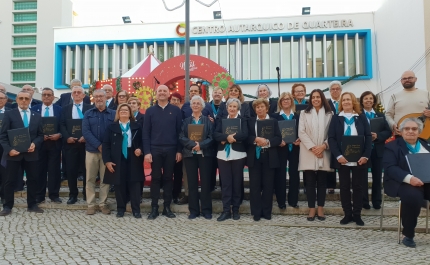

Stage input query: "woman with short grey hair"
[
  {"left": 226, "top": 98, "right": 241, "bottom": 111},
  {"left": 249, "top": 84, "right": 277, "bottom": 117}
]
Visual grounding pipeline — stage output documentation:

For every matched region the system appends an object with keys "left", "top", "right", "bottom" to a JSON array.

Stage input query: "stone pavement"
[{"left": 0, "top": 209, "right": 429, "bottom": 265}]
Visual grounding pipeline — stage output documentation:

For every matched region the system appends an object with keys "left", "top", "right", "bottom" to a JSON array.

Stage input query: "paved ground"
[{"left": 1, "top": 209, "right": 429, "bottom": 265}]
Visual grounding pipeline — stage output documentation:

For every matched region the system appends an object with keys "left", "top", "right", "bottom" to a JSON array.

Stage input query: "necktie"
[
  {"left": 191, "top": 118, "right": 201, "bottom": 154},
  {"left": 75, "top": 104, "right": 84, "bottom": 119},
  {"left": 225, "top": 143, "right": 231, "bottom": 158},
  {"left": 334, "top": 101, "right": 339, "bottom": 114},
  {"left": 120, "top": 122, "right": 130, "bottom": 158},
  {"left": 44, "top": 106, "right": 50, "bottom": 117},
  {"left": 281, "top": 113, "right": 294, "bottom": 151},
  {"left": 133, "top": 111, "right": 138, "bottom": 118},
  {"left": 106, "top": 100, "right": 109, "bottom": 107},
  {"left": 256, "top": 146, "right": 262, "bottom": 159},
  {"left": 0, "top": 110, "right": 3, "bottom": 113},
  {"left": 365, "top": 111, "right": 374, "bottom": 121},
  {"left": 344, "top": 117, "right": 354, "bottom": 136},
  {"left": 22, "top": 110, "right": 29, "bottom": 128},
  {"left": 406, "top": 141, "right": 421, "bottom": 154}
]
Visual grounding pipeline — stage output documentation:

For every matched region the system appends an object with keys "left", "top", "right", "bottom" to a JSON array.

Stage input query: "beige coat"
[{"left": 298, "top": 107, "right": 333, "bottom": 172}]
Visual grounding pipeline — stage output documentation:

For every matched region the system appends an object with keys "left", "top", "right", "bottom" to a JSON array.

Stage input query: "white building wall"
[{"left": 0, "top": 1, "right": 15, "bottom": 85}]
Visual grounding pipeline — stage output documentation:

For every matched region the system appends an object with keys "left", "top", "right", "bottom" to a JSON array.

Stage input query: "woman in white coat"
[{"left": 298, "top": 89, "right": 333, "bottom": 221}]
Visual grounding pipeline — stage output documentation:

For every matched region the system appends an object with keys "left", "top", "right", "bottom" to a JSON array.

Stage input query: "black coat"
[
  {"left": 383, "top": 138, "right": 430, "bottom": 197},
  {"left": 246, "top": 117, "right": 282, "bottom": 168},
  {"left": 368, "top": 111, "right": 392, "bottom": 158},
  {"left": 107, "top": 99, "right": 117, "bottom": 110},
  {"left": 60, "top": 103, "right": 93, "bottom": 147},
  {"left": 328, "top": 113, "right": 372, "bottom": 169},
  {"left": 213, "top": 115, "right": 248, "bottom": 153},
  {"left": 102, "top": 121, "right": 144, "bottom": 185},
  {"left": 270, "top": 111, "right": 300, "bottom": 157},
  {"left": 135, "top": 112, "right": 144, "bottom": 128},
  {"left": 179, "top": 115, "right": 214, "bottom": 158},
  {"left": 0, "top": 108, "right": 44, "bottom": 161},
  {"left": 328, "top": 99, "right": 337, "bottom": 114},
  {"left": 216, "top": 101, "right": 251, "bottom": 120},
  {"left": 55, "top": 92, "right": 91, "bottom": 107},
  {"left": 249, "top": 99, "right": 277, "bottom": 117}
]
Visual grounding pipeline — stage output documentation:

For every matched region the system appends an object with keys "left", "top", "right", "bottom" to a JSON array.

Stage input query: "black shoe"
[
  {"left": 176, "top": 196, "right": 188, "bottom": 205},
  {"left": 116, "top": 211, "right": 124, "bottom": 218},
  {"left": 373, "top": 205, "right": 381, "bottom": 210},
  {"left": 232, "top": 211, "right": 240, "bottom": 220},
  {"left": 0, "top": 198, "right": 5, "bottom": 205},
  {"left": 262, "top": 215, "right": 271, "bottom": 220},
  {"left": 35, "top": 199, "right": 45, "bottom": 204},
  {"left": 217, "top": 212, "right": 231, "bottom": 221},
  {"left": 289, "top": 204, "right": 299, "bottom": 209},
  {"left": 77, "top": 176, "right": 84, "bottom": 181},
  {"left": 203, "top": 214, "right": 212, "bottom": 220},
  {"left": 148, "top": 207, "right": 159, "bottom": 220},
  {"left": 317, "top": 215, "right": 326, "bottom": 221},
  {"left": 278, "top": 204, "right": 286, "bottom": 210},
  {"left": 162, "top": 206, "right": 176, "bottom": 218},
  {"left": 340, "top": 215, "right": 353, "bottom": 225},
  {"left": 188, "top": 213, "right": 199, "bottom": 219},
  {"left": 328, "top": 189, "right": 335, "bottom": 194},
  {"left": 109, "top": 185, "right": 115, "bottom": 193},
  {"left": 0, "top": 207, "right": 11, "bottom": 216},
  {"left": 307, "top": 215, "right": 316, "bottom": 221},
  {"left": 402, "top": 236, "right": 416, "bottom": 248},
  {"left": 28, "top": 205, "right": 44, "bottom": 213},
  {"left": 363, "top": 204, "right": 371, "bottom": 210},
  {"left": 51, "top": 198, "right": 62, "bottom": 204},
  {"left": 67, "top": 197, "right": 77, "bottom": 205},
  {"left": 353, "top": 215, "right": 365, "bottom": 226},
  {"left": 133, "top": 213, "right": 142, "bottom": 219},
  {"left": 173, "top": 198, "right": 179, "bottom": 204},
  {"left": 253, "top": 215, "right": 261, "bottom": 221},
  {"left": 61, "top": 176, "right": 67, "bottom": 181}
]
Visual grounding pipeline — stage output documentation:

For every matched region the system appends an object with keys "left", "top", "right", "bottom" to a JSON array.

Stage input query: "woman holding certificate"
[
  {"left": 213, "top": 98, "right": 248, "bottom": 221},
  {"left": 179, "top": 95, "right": 214, "bottom": 220},
  {"left": 359, "top": 91, "right": 392, "bottom": 210},
  {"left": 102, "top": 103, "right": 144, "bottom": 218},
  {"left": 298, "top": 89, "right": 333, "bottom": 221},
  {"left": 247, "top": 98, "right": 282, "bottom": 221},
  {"left": 328, "top": 92, "right": 372, "bottom": 226},
  {"left": 271, "top": 92, "right": 301, "bottom": 209}
]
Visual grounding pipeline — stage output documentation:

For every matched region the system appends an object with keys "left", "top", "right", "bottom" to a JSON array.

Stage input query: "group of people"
[{"left": 0, "top": 70, "right": 428, "bottom": 248}]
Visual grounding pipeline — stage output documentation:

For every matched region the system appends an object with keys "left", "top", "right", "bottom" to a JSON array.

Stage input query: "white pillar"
[
  {"left": 103, "top": 44, "right": 108, "bottom": 80},
  {"left": 84, "top": 45, "right": 90, "bottom": 85},
  {"left": 65, "top": 45, "right": 71, "bottom": 84},
  {"left": 75, "top": 45, "right": 81, "bottom": 80},
  {"left": 94, "top": 45, "right": 99, "bottom": 81}
]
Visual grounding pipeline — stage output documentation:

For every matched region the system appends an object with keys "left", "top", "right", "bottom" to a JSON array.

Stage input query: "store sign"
[{"left": 191, "top": 19, "right": 354, "bottom": 35}]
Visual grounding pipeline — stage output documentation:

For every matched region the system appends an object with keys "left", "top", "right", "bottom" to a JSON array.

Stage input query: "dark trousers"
[
  {"left": 184, "top": 154, "right": 213, "bottom": 215},
  {"left": 61, "top": 149, "right": 67, "bottom": 178},
  {"left": 339, "top": 165, "right": 366, "bottom": 216},
  {"left": 0, "top": 164, "right": 6, "bottom": 199},
  {"left": 150, "top": 147, "right": 176, "bottom": 207},
  {"left": 397, "top": 183, "right": 430, "bottom": 238},
  {"left": 115, "top": 155, "right": 142, "bottom": 214},
  {"left": 65, "top": 143, "right": 86, "bottom": 198},
  {"left": 218, "top": 158, "right": 246, "bottom": 213},
  {"left": 172, "top": 160, "right": 183, "bottom": 199},
  {"left": 363, "top": 149, "right": 382, "bottom": 207},
  {"left": 249, "top": 151, "right": 275, "bottom": 218},
  {"left": 274, "top": 146, "right": 299, "bottom": 207},
  {"left": 210, "top": 157, "right": 218, "bottom": 191},
  {"left": 3, "top": 159, "right": 39, "bottom": 209},
  {"left": 304, "top": 170, "right": 327, "bottom": 208},
  {"left": 326, "top": 171, "right": 337, "bottom": 189},
  {"left": 36, "top": 142, "right": 61, "bottom": 201}
]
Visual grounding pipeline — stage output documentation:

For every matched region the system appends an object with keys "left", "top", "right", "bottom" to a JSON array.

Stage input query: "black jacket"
[
  {"left": 0, "top": 108, "right": 44, "bottom": 161},
  {"left": 270, "top": 111, "right": 300, "bottom": 156},
  {"left": 55, "top": 92, "right": 91, "bottom": 107},
  {"left": 383, "top": 138, "right": 430, "bottom": 197},
  {"left": 60, "top": 103, "right": 93, "bottom": 147},
  {"left": 246, "top": 117, "right": 282, "bottom": 168},
  {"left": 249, "top": 99, "right": 278, "bottom": 117},
  {"left": 179, "top": 115, "right": 214, "bottom": 158},
  {"left": 213, "top": 115, "right": 248, "bottom": 153},
  {"left": 368, "top": 111, "right": 392, "bottom": 158},
  {"left": 328, "top": 113, "right": 372, "bottom": 169},
  {"left": 102, "top": 121, "right": 144, "bottom": 185},
  {"left": 135, "top": 112, "right": 144, "bottom": 128}
]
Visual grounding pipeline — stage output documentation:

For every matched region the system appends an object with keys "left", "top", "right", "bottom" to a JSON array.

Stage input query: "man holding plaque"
[
  {"left": 0, "top": 90, "right": 44, "bottom": 216},
  {"left": 31, "top": 88, "right": 63, "bottom": 204},
  {"left": 82, "top": 89, "right": 115, "bottom": 215},
  {"left": 60, "top": 86, "right": 92, "bottom": 204}
]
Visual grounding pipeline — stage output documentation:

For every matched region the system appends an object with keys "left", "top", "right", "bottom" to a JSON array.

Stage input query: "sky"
[{"left": 71, "top": 0, "right": 385, "bottom": 27}]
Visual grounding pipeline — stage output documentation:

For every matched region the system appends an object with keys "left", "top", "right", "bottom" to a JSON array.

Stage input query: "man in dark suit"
[
  {"left": 102, "top": 85, "right": 117, "bottom": 110},
  {"left": 31, "top": 88, "right": 63, "bottom": 204},
  {"left": 0, "top": 91, "right": 11, "bottom": 203},
  {"left": 383, "top": 118, "right": 430, "bottom": 248},
  {"left": 54, "top": 78, "right": 91, "bottom": 107},
  {"left": 11, "top": 84, "right": 42, "bottom": 109},
  {"left": 0, "top": 90, "right": 44, "bottom": 216},
  {"left": 0, "top": 84, "right": 14, "bottom": 109},
  {"left": 60, "top": 86, "right": 92, "bottom": 204}
]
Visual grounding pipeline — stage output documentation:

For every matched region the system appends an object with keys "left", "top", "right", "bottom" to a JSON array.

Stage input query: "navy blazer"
[
  {"left": 0, "top": 108, "right": 44, "bottom": 161},
  {"left": 107, "top": 99, "right": 117, "bottom": 110},
  {"left": 213, "top": 115, "right": 248, "bottom": 153},
  {"left": 55, "top": 92, "right": 91, "bottom": 107},
  {"left": 328, "top": 99, "right": 337, "bottom": 114},
  {"left": 328, "top": 113, "right": 372, "bottom": 169},
  {"left": 270, "top": 111, "right": 300, "bottom": 157},
  {"left": 383, "top": 138, "right": 430, "bottom": 197},
  {"left": 31, "top": 104, "right": 62, "bottom": 149},
  {"left": 135, "top": 112, "right": 144, "bottom": 128},
  {"left": 368, "top": 111, "right": 392, "bottom": 158},
  {"left": 246, "top": 117, "right": 282, "bottom": 168},
  {"left": 249, "top": 99, "right": 278, "bottom": 117}
]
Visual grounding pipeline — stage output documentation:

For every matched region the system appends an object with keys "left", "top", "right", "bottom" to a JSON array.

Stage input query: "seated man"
[{"left": 383, "top": 117, "right": 430, "bottom": 248}]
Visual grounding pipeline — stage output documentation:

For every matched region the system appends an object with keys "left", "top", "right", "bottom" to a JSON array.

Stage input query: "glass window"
[
  {"left": 14, "top": 24, "right": 37, "bottom": 34},
  {"left": 198, "top": 42, "right": 206, "bottom": 57},
  {"left": 13, "top": 48, "right": 36, "bottom": 57},
  {"left": 218, "top": 42, "right": 227, "bottom": 71},
  {"left": 14, "top": 1, "right": 37, "bottom": 10},
  {"left": 315, "top": 39, "right": 323, "bottom": 77},
  {"left": 12, "top": 72, "right": 36, "bottom": 82},
  {"left": 88, "top": 49, "right": 94, "bottom": 84},
  {"left": 337, "top": 37, "right": 345, "bottom": 76},
  {"left": 306, "top": 40, "right": 313, "bottom": 78},
  {"left": 99, "top": 46, "right": 104, "bottom": 80},
  {"left": 241, "top": 40, "right": 249, "bottom": 80},
  {"left": 326, "top": 38, "right": 335, "bottom": 77},
  {"left": 13, "top": 36, "right": 36, "bottom": 45},
  {"left": 167, "top": 44, "right": 174, "bottom": 60},
  {"left": 157, "top": 44, "right": 164, "bottom": 62},
  {"left": 108, "top": 48, "right": 113, "bottom": 78},
  {"left": 128, "top": 46, "right": 133, "bottom": 69},
  {"left": 270, "top": 39, "right": 280, "bottom": 79},
  {"left": 208, "top": 43, "right": 216, "bottom": 62},
  {"left": 179, "top": 43, "right": 195, "bottom": 55},
  {"left": 281, "top": 39, "right": 291, "bottom": 79},
  {"left": 229, "top": 42, "right": 236, "bottom": 79},
  {"left": 70, "top": 49, "right": 75, "bottom": 80},
  {"left": 14, "top": 13, "right": 37, "bottom": 22},
  {"left": 292, "top": 40, "right": 300, "bottom": 78},
  {"left": 348, "top": 38, "right": 356, "bottom": 76},
  {"left": 358, "top": 37, "right": 366, "bottom": 75},
  {"left": 250, "top": 40, "right": 259, "bottom": 80},
  {"left": 13, "top": 60, "right": 36, "bottom": 70},
  {"left": 80, "top": 49, "right": 85, "bottom": 81},
  {"left": 261, "top": 40, "right": 270, "bottom": 79}
]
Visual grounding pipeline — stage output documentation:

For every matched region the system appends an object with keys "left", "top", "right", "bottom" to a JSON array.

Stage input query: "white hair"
[
  {"left": 72, "top": 86, "right": 85, "bottom": 93},
  {"left": 93, "top": 89, "right": 106, "bottom": 96},
  {"left": 226, "top": 98, "right": 241, "bottom": 110},
  {"left": 329, "top": 80, "right": 342, "bottom": 90},
  {"left": 399, "top": 118, "right": 423, "bottom": 134},
  {"left": 190, "top": 95, "right": 205, "bottom": 107},
  {"left": 255, "top": 84, "right": 272, "bottom": 98},
  {"left": 70, "top": 79, "right": 82, "bottom": 86}
]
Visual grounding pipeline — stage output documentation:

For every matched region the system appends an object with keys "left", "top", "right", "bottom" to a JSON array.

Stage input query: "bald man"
[{"left": 385, "top": 71, "right": 430, "bottom": 135}]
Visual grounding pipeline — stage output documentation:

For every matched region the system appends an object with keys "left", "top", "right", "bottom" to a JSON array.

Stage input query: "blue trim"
[
  {"left": 54, "top": 29, "right": 373, "bottom": 89},
  {"left": 235, "top": 75, "right": 371, "bottom": 85}
]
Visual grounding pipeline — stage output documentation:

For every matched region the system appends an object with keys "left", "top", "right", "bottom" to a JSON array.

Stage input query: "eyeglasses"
[
  {"left": 18, "top": 97, "right": 30, "bottom": 101},
  {"left": 72, "top": 91, "right": 83, "bottom": 94},
  {"left": 403, "top": 127, "right": 419, "bottom": 131},
  {"left": 401, "top": 77, "right": 415, "bottom": 82},
  {"left": 282, "top": 98, "right": 292, "bottom": 102},
  {"left": 42, "top": 94, "right": 53, "bottom": 97},
  {"left": 93, "top": 95, "right": 105, "bottom": 99},
  {"left": 118, "top": 95, "right": 127, "bottom": 98},
  {"left": 295, "top": 90, "right": 305, "bottom": 94}
]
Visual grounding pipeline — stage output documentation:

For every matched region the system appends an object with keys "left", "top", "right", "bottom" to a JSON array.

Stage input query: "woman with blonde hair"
[{"left": 216, "top": 84, "right": 250, "bottom": 119}]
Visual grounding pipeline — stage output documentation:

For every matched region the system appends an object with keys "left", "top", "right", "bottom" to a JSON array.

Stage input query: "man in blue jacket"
[{"left": 82, "top": 89, "right": 115, "bottom": 215}]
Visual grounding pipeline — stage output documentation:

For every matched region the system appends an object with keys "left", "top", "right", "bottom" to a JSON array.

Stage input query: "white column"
[
  {"left": 344, "top": 34, "right": 348, "bottom": 76},
  {"left": 236, "top": 39, "right": 240, "bottom": 80},
  {"left": 153, "top": 42, "right": 158, "bottom": 59},
  {"left": 355, "top": 33, "right": 360, "bottom": 75},
  {"left": 258, "top": 37, "right": 261, "bottom": 79},
  {"left": 323, "top": 34, "right": 327, "bottom": 77},
  {"left": 75, "top": 45, "right": 81, "bottom": 80},
  {"left": 248, "top": 38, "right": 251, "bottom": 80},
  {"left": 279, "top": 36, "right": 283, "bottom": 78},
  {"left": 226, "top": 39, "right": 230, "bottom": 71},
  {"left": 290, "top": 36, "right": 294, "bottom": 78},
  {"left": 84, "top": 45, "right": 90, "bottom": 84},
  {"left": 334, "top": 34, "right": 338, "bottom": 77},
  {"left": 205, "top": 40, "right": 209, "bottom": 58},
  {"left": 164, "top": 41, "right": 167, "bottom": 61},
  {"left": 143, "top": 42, "right": 148, "bottom": 58},
  {"left": 301, "top": 36, "right": 306, "bottom": 78},
  {"left": 94, "top": 45, "right": 99, "bottom": 81},
  {"left": 65, "top": 45, "right": 71, "bottom": 84},
  {"left": 216, "top": 39, "right": 219, "bottom": 63},
  {"left": 122, "top": 43, "right": 128, "bottom": 74},
  {"left": 269, "top": 37, "right": 272, "bottom": 79},
  {"left": 312, "top": 35, "right": 316, "bottom": 78},
  {"left": 174, "top": 41, "right": 177, "bottom": 56},
  {"left": 103, "top": 44, "right": 108, "bottom": 80},
  {"left": 195, "top": 40, "right": 198, "bottom": 55},
  {"left": 133, "top": 43, "right": 138, "bottom": 66},
  {"left": 112, "top": 44, "right": 117, "bottom": 77}
]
